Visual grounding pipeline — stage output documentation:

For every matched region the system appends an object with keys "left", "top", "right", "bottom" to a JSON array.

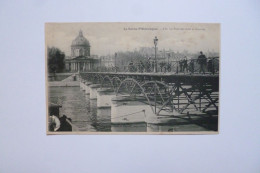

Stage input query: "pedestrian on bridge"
[
  {"left": 189, "top": 59, "right": 195, "bottom": 74},
  {"left": 167, "top": 63, "right": 171, "bottom": 73},
  {"left": 179, "top": 59, "right": 183, "bottom": 72},
  {"left": 183, "top": 57, "right": 188, "bottom": 73},
  {"left": 128, "top": 60, "right": 134, "bottom": 72},
  {"left": 145, "top": 58, "right": 151, "bottom": 72},
  {"left": 138, "top": 60, "right": 144, "bottom": 73},
  {"left": 197, "top": 51, "right": 207, "bottom": 74},
  {"left": 207, "top": 58, "right": 214, "bottom": 74}
]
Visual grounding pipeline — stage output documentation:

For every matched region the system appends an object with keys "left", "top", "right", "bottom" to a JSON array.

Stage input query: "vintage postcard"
[{"left": 45, "top": 22, "right": 220, "bottom": 134}]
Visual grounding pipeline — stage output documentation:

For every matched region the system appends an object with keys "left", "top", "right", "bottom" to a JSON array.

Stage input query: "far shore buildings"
[
  {"left": 100, "top": 55, "right": 114, "bottom": 68},
  {"left": 65, "top": 30, "right": 100, "bottom": 72},
  {"left": 64, "top": 31, "right": 220, "bottom": 72}
]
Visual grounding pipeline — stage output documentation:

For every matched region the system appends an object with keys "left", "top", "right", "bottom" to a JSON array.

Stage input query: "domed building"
[
  {"left": 71, "top": 30, "right": 90, "bottom": 58},
  {"left": 65, "top": 30, "right": 99, "bottom": 72}
]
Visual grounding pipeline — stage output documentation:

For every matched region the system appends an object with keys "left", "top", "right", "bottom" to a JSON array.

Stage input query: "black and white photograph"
[
  {"left": 46, "top": 22, "right": 220, "bottom": 134},
  {"left": 2, "top": 0, "right": 260, "bottom": 172}
]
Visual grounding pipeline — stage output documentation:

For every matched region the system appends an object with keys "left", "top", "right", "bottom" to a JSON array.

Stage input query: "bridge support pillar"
[
  {"left": 80, "top": 80, "right": 85, "bottom": 90},
  {"left": 80, "top": 80, "right": 83, "bottom": 89},
  {"left": 97, "top": 88, "right": 115, "bottom": 108},
  {"left": 111, "top": 96, "right": 154, "bottom": 124},
  {"left": 89, "top": 84, "right": 101, "bottom": 99},
  {"left": 84, "top": 82, "right": 92, "bottom": 94}
]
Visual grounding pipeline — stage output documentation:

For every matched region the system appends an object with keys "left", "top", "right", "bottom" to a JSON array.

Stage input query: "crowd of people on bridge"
[
  {"left": 126, "top": 51, "right": 217, "bottom": 74},
  {"left": 97, "top": 51, "right": 218, "bottom": 74}
]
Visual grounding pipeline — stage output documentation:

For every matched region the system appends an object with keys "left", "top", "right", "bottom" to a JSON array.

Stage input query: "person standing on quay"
[
  {"left": 49, "top": 114, "right": 61, "bottom": 131},
  {"left": 197, "top": 51, "right": 207, "bottom": 74}
]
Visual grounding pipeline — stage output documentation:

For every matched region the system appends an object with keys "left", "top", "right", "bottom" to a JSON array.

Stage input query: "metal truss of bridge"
[{"left": 80, "top": 71, "right": 219, "bottom": 125}]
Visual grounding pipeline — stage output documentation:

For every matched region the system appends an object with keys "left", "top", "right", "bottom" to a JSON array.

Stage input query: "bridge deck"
[{"left": 80, "top": 72, "right": 219, "bottom": 84}]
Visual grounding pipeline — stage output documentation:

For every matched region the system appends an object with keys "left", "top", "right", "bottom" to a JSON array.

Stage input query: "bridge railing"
[{"left": 89, "top": 57, "right": 219, "bottom": 74}]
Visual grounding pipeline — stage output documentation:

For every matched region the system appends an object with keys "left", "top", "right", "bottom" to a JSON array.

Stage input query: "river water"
[{"left": 49, "top": 86, "right": 217, "bottom": 132}]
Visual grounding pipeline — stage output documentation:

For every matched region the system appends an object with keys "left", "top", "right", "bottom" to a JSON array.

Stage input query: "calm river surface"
[{"left": 49, "top": 86, "right": 214, "bottom": 132}]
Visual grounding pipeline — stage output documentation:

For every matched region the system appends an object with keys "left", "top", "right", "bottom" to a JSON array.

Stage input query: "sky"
[{"left": 45, "top": 22, "right": 220, "bottom": 56}]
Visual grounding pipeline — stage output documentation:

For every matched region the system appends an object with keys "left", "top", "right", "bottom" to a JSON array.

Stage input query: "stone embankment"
[{"left": 48, "top": 74, "right": 79, "bottom": 87}]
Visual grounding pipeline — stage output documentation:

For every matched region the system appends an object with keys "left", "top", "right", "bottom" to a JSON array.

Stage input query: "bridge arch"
[
  {"left": 92, "top": 74, "right": 103, "bottom": 84},
  {"left": 141, "top": 81, "right": 171, "bottom": 106},
  {"left": 111, "top": 77, "right": 122, "bottom": 91},
  {"left": 116, "top": 78, "right": 156, "bottom": 114},
  {"left": 100, "top": 75, "right": 114, "bottom": 90}
]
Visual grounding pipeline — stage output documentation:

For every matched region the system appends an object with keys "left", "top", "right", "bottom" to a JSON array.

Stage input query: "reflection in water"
[
  {"left": 89, "top": 98, "right": 97, "bottom": 128},
  {"left": 97, "top": 108, "right": 111, "bottom": 131},
  {"left": 49, "top": 87, "right": 96, "bottom": 131},
  {"left": 49, "top": 86, "right": 216, "bottom": 132}
]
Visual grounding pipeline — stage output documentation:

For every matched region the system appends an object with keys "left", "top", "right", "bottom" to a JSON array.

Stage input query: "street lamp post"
[
  {"left": 154, "top": 36, "right": 158, "bottom": 73},
  {"left": 153, "top": 36, "right": 158, "bottom": 113}
]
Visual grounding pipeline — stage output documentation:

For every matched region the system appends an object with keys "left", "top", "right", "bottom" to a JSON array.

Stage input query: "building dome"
[{"left": 71, "top": 30, "right": 90, "bottom": 47}]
